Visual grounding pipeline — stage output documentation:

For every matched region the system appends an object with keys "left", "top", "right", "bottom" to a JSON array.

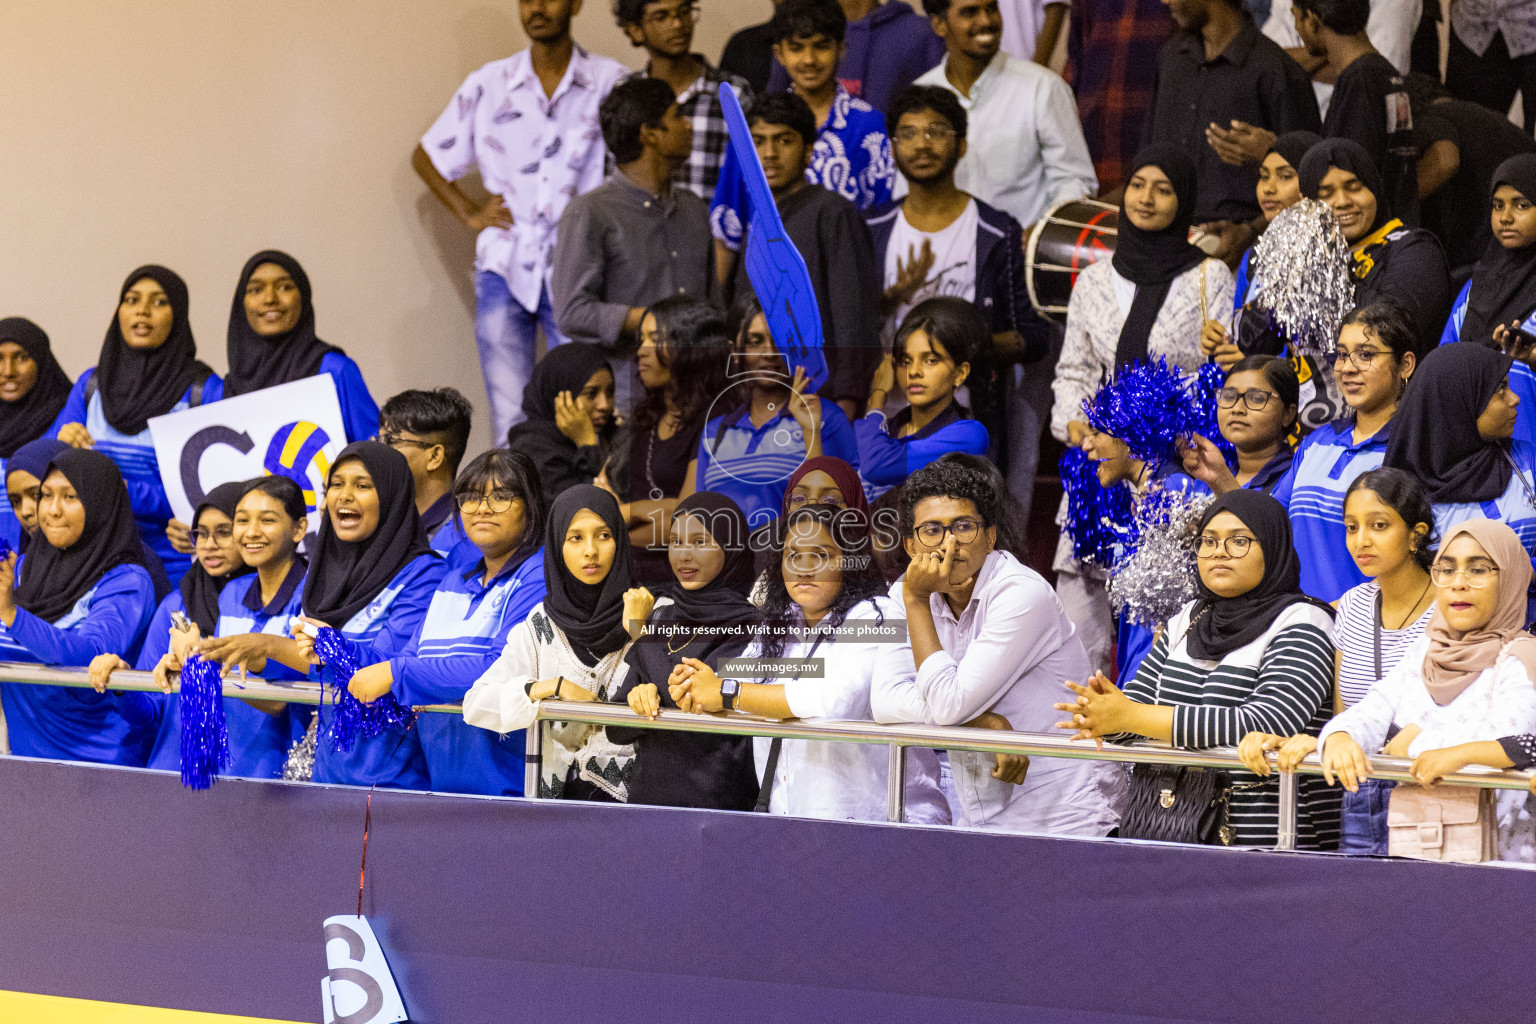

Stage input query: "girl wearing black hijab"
[
  {"left": 1055, "top": 490, "right": 1341, "bottom": 848},
  {"left": 290, "top": 441, "right": 448, "bottom": 789},
  {"left": 1052, "top": 144, "right": 1232, "bottom": 459},
  {"left": 90, "top": 480, "right": 265, "bottom": 776},
  {"left": 611, "top": 491, "right": 762, "bottom": 810},
  {"left": 342, "top": 449, "right": 548, "bottom": 796},
  {"left": 0, "top": 449, "right": 159, "bottom": 766},
  {"left": 1443, "top": 155, "right": 1536, "bottom": 353},
  {"left": 1383, "top": 343, "right": 1536, "bottom": 578},
  {"left": 0, "top": 319, "right": 73, "bottom": 519},
  {"left": 464, "top": 484, "right": 657, "bottom": 801},
  {"left": 226, "top": 250, "right": 379, "bottom": 443},
  {"left": 1299, "top": 139, "right": 1451, "bottom": 352},
  {"left": 505, "top": 343, "right": 617, "bottom": 511},
  {"left": 54, "top": 266, "right": 223, "bottom": 586}
]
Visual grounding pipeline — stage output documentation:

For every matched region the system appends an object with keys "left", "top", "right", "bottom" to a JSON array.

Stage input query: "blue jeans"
[
  {"left": 475, "top": 271, "right": 567, "bottom": 444},
  {"left": 1340, "top": 778, "right": 1395, "bottom": 855}
]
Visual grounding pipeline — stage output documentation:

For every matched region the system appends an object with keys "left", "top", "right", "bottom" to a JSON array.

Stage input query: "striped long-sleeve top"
[{"left": 1114, "top": 600, "right": 1341, "bottom": 849}]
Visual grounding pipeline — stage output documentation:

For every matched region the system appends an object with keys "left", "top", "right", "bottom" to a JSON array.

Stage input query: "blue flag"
[{"left": 717, "top": 82, "right": 829, "bottom": 392}]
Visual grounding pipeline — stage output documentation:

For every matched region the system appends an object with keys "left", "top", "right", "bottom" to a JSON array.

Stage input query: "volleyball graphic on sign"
[{"left": 265, "top": 421, "right": 333, "bottom": 514}]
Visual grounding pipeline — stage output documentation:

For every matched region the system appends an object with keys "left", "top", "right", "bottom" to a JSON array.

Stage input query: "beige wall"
[{"left": 0, "top": 0, "right": 772, "bottom": 454}]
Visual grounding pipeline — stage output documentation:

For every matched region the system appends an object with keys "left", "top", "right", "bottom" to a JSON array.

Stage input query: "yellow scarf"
[{"left": 1350, "top": 218, "right": 1404, "bottom": 279}]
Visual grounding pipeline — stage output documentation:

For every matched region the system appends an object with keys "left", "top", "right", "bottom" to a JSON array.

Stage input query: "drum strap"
[{"left": 1198, "top": 259, "right": 1208, "bottom": 325}]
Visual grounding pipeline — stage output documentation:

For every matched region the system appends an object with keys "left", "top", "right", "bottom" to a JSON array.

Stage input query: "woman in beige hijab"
[{"left": 1316, "top": 518, "right": 1536, "bottom": 860}]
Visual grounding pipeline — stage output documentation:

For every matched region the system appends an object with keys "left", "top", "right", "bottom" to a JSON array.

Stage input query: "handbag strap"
[
  {"left": 1373, "top": 588, "right": 1383, "bottom": 681},
  {"left": 754, "top": 631, "right": 827, "bottom": 813}
]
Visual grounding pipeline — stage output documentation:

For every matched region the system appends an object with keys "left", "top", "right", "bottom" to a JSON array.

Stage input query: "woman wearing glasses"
[
  {"left": 1315, "top": 519, "right": 1536, "bottom": 862},
  {"left": 289, "top": 442, "right": 448, "bottom": 789},
  {"left": 321, "top": 450, "right": 547, "bottom": 796},
  {"left": 1180, "top": 356, "right": 1299, "bottom": 496},
  {"left": 1239, "top": 468, "right": 1438, "bottom": 854},
  {"left": 1056, "top": 490, "right": 1341, "bottom": 849},
  {"left": 1384, "top": 343, "right": 1536, "bottom": 600},
  {"left": 1278, "top": 301, "right": 1419, "bottom": 601}
]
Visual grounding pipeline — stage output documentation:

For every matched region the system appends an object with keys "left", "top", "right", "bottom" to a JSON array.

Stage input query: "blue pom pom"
[
  {"left": 1060, "top": 446, "right": 1135, "bottom": 565},
  {"left": 1193, "top": 361, "right": 1238, "bottom": 469},
  {"left": 178, "top": 655, "right": 229, "bottom": 790},
  {"left": 1082, "top": 357, "right": 1198, "bottom": 464},
  {"left": 315, "top": 627, "right": 415, "bottom": 753}
]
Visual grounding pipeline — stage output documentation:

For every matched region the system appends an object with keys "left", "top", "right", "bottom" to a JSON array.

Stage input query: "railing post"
[
  {"left": 523, "top": 718, "right": 542, "bottom": 800},
  {"left": 886, "top": 742, "right": 906, "bottom": 823},
  {"left": 1275, "top": 768, "right": 1298, "bottom": 851}
]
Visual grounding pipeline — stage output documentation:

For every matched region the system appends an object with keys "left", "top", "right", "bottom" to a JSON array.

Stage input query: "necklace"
[
  {"left": 1383, "top": 575, "right": 1433, "bottom": 631},
  {"left": 666, "top": 628, "right": 700, "bottom": 655},
  {"left": 645, "top": 427, "right": 663, "bottom": 500}
]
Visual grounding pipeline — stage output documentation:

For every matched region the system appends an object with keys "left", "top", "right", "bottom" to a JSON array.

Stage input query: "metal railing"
[{"left": 8, "top": 662, "right": 1532, "bottom": 853}]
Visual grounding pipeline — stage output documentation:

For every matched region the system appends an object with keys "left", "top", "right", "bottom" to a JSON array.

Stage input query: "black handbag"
[{"left": 1118, "top": 764, "right": 1235, "bottom": 845}]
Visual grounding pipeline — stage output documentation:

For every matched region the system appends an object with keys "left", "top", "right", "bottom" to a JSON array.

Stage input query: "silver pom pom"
[
  {"left": 1107, "top": 486, "right": 1212, "bottom": 627},
  {"left": 282, "top": 714, "right": 317, "bottom": 782},
  {"left": 1250, "top": 198, "right": 1354, "bottom": 357}
]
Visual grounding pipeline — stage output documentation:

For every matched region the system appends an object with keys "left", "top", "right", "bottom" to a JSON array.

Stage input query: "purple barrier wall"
[{"left": 0, "top": 755, "right": 1532, "bottom": 1024}]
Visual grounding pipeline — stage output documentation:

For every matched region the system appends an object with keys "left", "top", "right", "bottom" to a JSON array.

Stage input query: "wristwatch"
[{"left": 719, "top": 678, "right": 741, "bottom": 712}]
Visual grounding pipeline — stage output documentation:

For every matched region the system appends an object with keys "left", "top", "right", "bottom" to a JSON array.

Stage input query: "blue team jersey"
[
  {"left": 1276, "top": 419, "right": 1389, "bottom": 602},
  {"left": 51, "top": 368, "right": 225, "bottom": 585},
  {"left": 318, "top": 351, "right": 381, "bottom": 445},
  {"left": 854, "top": 408, "right": 989, "bottom": 501},
  {"left": 395, "top": 546, "right": 546, "bottom": 796},
  {"left": 696, "top": 399, "right": 859, "bottom": 530},
  {"left": 311, "top": 552, "right": 448, "bottom": 789},
  {"left": 0, "top": 456, "right": 19, "bottom": 554},
  {"left": 0, "top": 562, "right": 157, "bottom": 765}
]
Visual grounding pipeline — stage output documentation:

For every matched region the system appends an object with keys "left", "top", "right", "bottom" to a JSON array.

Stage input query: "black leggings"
[{"left": 1446, "top": 29, "right": 1536, "bottom": 135}]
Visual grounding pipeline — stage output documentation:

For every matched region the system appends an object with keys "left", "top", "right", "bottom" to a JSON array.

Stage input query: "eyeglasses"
[
  {"left": 915, "top": 518, "right": 983, "bottom": 547},
  {"left": 1197, "top": 534, "right": 1254, "bottom": 557},
  {"left": 456, "top": 489, "right": 519, "bottom": 514},
  {"left": 191, "top": 525, "right": 234, "bottom": 545},
  {"left": 378, "top": 431, "right": 436, "bottom": 450},
  {"left": 1333, "top": 348, "right": 1388, "bottom": 371},
  {"left": 787, "top": 492, "right": 846, "bottom": 510},
  {"left": 1429, "top": 564, "right": 1499, "bottom": 588},
  {"left": 642, "top": 3, "right": 696, "bottom": 26},
  {"left": 893, "top": 125, "right": 958, "bottom": 143},
  {"left": 1215, "top": 387, "right": 1276, "bottom": 411}
]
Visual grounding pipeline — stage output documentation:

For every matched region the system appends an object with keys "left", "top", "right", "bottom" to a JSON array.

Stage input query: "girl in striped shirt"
[
  {"left": 1240, "top": 468, "right": 1437, "bottom": 854},
  {"left": 1056, "top": 490, "right": 1341, "bottom": 848}
]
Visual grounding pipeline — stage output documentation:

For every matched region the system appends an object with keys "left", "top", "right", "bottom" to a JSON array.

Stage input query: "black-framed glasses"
[
  {"left": 191, "top": 525, "right": 234, "bottom": 545},
  {"left": 1197, "top": 534, "right": 1254, "bottom": 557},
  {"left": 1429, "top": 563, "right": 1499, "bottom": 588},
  {"left": 456, "top": 489, "right": 519, "bottom": 514},
  {"left": 915, "top": 518, "right": 983, "bottom": 547},
  {"left": 893, "top": 125, "right": 957, "bottom": 143},
  {"left": 378, "top": 431, "right": 437, "bottom": 450},
  {"left": 1332, "top": 348, "right": 1388, "bottom": 371},
  {"left": 1215, "top": 387, "right": 1276, "bottom": 411},
  {"left": 642, "top": 2, "right": 696, "bottom": 26}
]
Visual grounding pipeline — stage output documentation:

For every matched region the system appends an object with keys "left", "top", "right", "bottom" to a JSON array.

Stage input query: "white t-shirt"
[
  {"left": 999, "top": 0, "right": 1067, "bottom": 63},
  {"left": 883, "top": 198, "right": 980, "bottom": 335}
]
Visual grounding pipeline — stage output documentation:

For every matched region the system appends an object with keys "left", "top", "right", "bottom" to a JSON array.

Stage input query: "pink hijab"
[{"left": 1422, "top": 519, "right": 1536, "bottom": 705}]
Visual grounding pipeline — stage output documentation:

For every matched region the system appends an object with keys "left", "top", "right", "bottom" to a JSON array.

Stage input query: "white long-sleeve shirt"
[
  {"left": 872, "top": 550, "right": 1123, "bottom": 835},
  {"left": 1318, "top": 635, "right": 1536, "bottom": 861},
  {"left": 739, "top": 596, "right": 950, "bottom": 825},
  {"left": 463, "top": 601, "right": 640, "bottom": 800},
  {"left": 912, "top": 53, "right": 1098, "bottom": 229}
]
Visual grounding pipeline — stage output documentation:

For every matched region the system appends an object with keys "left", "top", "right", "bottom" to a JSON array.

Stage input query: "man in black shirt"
[
  {"left": 1147, "top": 0, "right": 1321, "bottom": 263},
  {"left": 1292, "top": 0, "right": 1419, "bottom": 224},
  {"left": 727, "top": 93, "right": 881, "bottom": 417},
  {"left": 720, "top": 2, "right": 786, "bottom": 94}
]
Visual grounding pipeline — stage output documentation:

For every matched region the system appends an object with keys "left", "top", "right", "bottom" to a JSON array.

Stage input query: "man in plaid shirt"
[
  {"left": 1066, "top": 0, "right": 1173, "bottom": 192},
  {"left": 618, "top": 0, "right": 753, "bottom": 199}
]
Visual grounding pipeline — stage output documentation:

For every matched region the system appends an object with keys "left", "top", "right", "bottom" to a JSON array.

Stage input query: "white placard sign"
[
  {"left": 322, "top": 914, "right": 408, "bottom": 1024},
  {"left": 147, "top": 375, "right": 348, "bottom": 525}
]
